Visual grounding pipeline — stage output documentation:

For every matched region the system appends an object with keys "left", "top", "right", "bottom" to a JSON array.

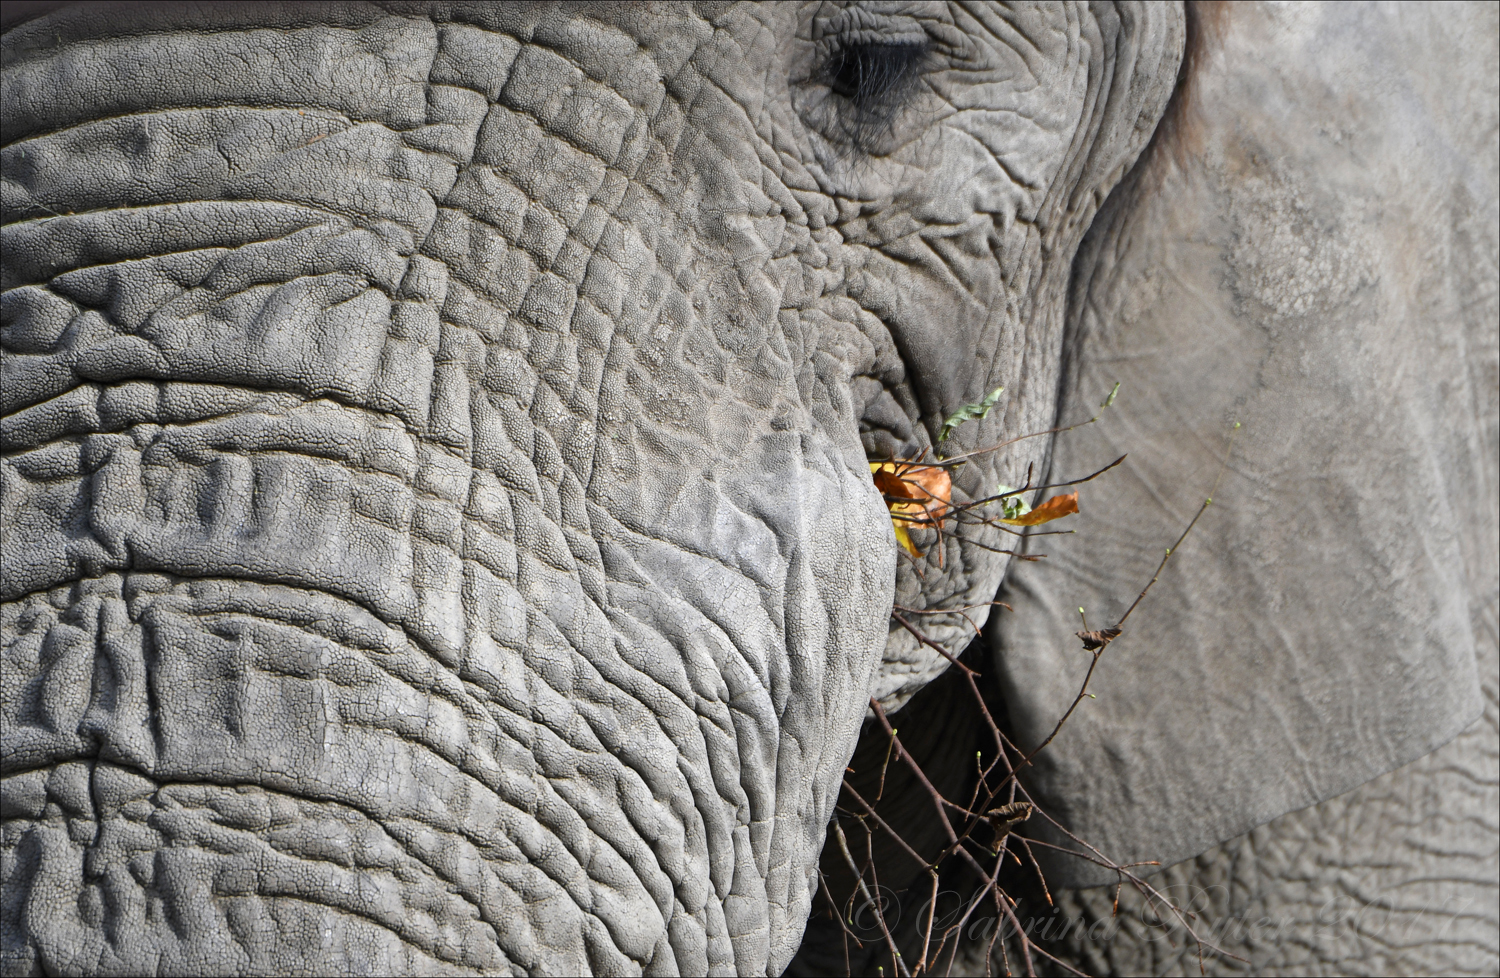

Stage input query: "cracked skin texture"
[
  {"left": 799, "top": 2, "right": 1497, "bottom": 976},
  {"left": 0, "top": 2, "right": 1180, "bottom": 974},
  {"left": 2, "top": 2, "right": 1494, "bottom": 976},
  {"left": 1019, "top": 4, "right": 1500, "bottom": 974}
]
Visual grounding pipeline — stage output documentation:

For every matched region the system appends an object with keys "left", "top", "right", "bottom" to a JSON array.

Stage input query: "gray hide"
[
  {"left": 1, "top": 1, "right": 1494, "bottom": 976},
  {"left": 0, "top": 2, "right": 1179, "bottom": 975},
  {"left": 803, "top": 3, "right": 1497, "bottom": 977},
  {"left": 994, "top": 0, "right": 1497, "bottom": 896}
]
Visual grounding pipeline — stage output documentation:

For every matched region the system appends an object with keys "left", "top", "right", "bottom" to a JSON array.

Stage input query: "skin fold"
[
  {"left": 1, "top": 2, "right": 1493, "bottom": 976},
  {"left": 0, "top": 3, "right": 1177, "bottom": 973}
]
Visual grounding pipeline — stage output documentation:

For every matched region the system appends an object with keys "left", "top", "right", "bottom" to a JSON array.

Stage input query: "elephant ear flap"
[{"left": 992, "top": 3, "right": 1497, "bottom": 888}]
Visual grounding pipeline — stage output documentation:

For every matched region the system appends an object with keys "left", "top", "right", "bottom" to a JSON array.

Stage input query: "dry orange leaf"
[
  {"left": 870, "top": 462, "right": 951, "bottom": 524},
  {"left": 999, "top": 491, "right": 1079, "bottom": 526},
  {"left": 870, "top": 462, "right": 952, "bottom": 557}
]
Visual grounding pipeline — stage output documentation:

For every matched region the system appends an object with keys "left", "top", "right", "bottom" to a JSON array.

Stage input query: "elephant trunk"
[{"left": 1, "top": 7, "right": 894, "bottom": 974}]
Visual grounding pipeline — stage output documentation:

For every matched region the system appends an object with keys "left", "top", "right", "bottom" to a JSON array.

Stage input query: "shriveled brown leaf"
[
  {"left": 985, "top": 801, "right": 1034, "bottom": 834},
  {"left": 985, "top": 800, "right": 1035, "bottom": 854},
  {"left": 1000, "top": 490, "right": 1078, "bottom": 526},
  {"left": 870, "top": 461, "right": 952, "bottom": 558},
  {"left": 1076, "top": 627, "right": 1122, "bottom": 650}
]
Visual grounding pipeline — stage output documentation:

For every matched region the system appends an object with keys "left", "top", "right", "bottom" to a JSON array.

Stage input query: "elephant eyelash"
[{"left": 818, "top": 38, "right": 934, "bottom": 150}]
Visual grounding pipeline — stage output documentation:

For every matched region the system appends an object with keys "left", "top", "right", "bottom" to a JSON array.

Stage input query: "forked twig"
[{"left": 833, "top": 819, "right": 910, "bottom": 977}]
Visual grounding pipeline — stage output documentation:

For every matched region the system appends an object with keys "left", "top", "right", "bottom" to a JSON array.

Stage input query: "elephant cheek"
[
  {"left": 0, "top": 10, "right": 898, "bottom": 974},
  {"left": 0, "top": 105, "right": 896, "bottom": 978},
  {"left": 0, "top": 217, "right": 894, "bottom": 972},
  {"left": 0, "top": 438, "right": 892, "bottom": 976}
]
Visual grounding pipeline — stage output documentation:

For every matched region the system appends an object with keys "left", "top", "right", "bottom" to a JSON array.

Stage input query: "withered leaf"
[
  {"left": 870, "top": 463, "right": 951, "bottom": 523},
  {"left": 870, "top": 461, "right": 952, "bottom": 558},
  {"left": 1075, "top": 627, "right": 1122, "bottom": 651},
  {"left": 999, "top": 491, "right": 1079, "bottom": 526},
  {"left": 986, "top": 801, "right": 1034, "bottom": 851},
  {"left": 890, "top": 521, "right": 920, "bottom": 558}
]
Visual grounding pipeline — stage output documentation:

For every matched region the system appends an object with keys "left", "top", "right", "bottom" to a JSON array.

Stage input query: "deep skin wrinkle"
[{"left": 1, "top": 3, "right": 1178, "bottom": 973}]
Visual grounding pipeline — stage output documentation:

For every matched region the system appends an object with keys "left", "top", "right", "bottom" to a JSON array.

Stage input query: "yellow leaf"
[
  {"left": 892, "top": 521, "right": 921, "bottom": 558},
  {"left": 999, "top": 491, "right": 1079, "bottom": 526}
]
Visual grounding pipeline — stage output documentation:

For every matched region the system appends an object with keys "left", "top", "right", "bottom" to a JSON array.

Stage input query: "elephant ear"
[
  {"left": 993, "top": 2, "right": 1497, "bottom": 887},
  {"left": 0, "top": 2, "right": 70, "bottom": 31}
]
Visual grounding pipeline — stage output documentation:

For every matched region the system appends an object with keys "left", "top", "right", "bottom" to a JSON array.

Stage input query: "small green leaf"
[
  {"left": 937, "top": 387, "right": 1004, "bottom": 442},
  {"left": 996, "top": 484, "right": 1031, "bottom": 521},
  {"left": 1101, "top": 381, "right": 1121, "bottom": 409}
]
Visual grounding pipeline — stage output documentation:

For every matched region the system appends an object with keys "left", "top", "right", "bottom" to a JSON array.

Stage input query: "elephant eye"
[
  {"left": 826, "top": 39, "right": 929, "bottom": 103},
  {"left": 818, "top": 38, "right": 933, "bottom": 150}
]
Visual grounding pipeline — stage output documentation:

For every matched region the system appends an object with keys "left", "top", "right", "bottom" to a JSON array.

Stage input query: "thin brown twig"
[
  {"left": 1114, "top": 422, "right": 1239, "bottom": 629},
  {"left": 936, "top": 535, "right": 1048, "bottom": 560},
  {"left": 918, "top": 870, "right": 940, "bottom": 973},
  {"left": 889, "top": 612, "right": 1007, "bottom": 761},
  {"left": 875, "top": 724, "right": 898, "bottom": 803},
  {"left": 935, "top": 854, "right": 1007, "bottom": 975},
  {"left": 893, "top": 601, "right": 1014, "bottom": 615},
  {"left": 863, "top": 816, "right": 906, "bottom": 978},
  {"left": 872, "top": 695, "right": 1037, "bottom": 937},
  {"left": 1017, "top": 649, "right": 1106, "bottom": 767},
  {"left": 871, "top": 699, "right": 974, "bottom": 822},
  {"left": 991, "top": 882, "right": 1037, "bottom": 977},
  {"left": 839, "top": 783, "right": 933, "bottom": 872},
  {"left": 1016, "top": 837, "right": 1054, "bottom": 908},
  {"left": 955, "top": 455, "right": 1127, "bottom": 511},
  {"left": 818, "top": 866, "right": 866, "bottom": 960},
  {"left": 1019, "top": 817, "right": 1245, "bottom": 966},
  {"left": 833, "top": 818, "right": 910, "bottom": 978},
  {"left": 930, "top": 416, "right": 1106, "bottom": 468},
  {"left": 1113, "top": 496, "right": 1211, "bottom": 630}
]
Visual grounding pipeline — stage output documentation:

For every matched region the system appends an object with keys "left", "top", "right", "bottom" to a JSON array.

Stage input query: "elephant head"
[
  {"left": 2, "top": 2, "right": 1493, "bottom": 976},
  {"left": 0, "top": 2, "right": 1181, "bottom": 972}
]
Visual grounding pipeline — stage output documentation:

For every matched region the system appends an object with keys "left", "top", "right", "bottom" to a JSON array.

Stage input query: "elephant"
[{"left": 0, "top": 1, "right": 1493, "bottom": 976}]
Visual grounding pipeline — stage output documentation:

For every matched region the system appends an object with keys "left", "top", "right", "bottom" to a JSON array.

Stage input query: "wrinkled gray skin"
[
  {"left": 0, "top": 3, "right": 1493, "bottom": 977},
  {"left": 990, "top": 6, "right": 1500, "bottom": 975}
]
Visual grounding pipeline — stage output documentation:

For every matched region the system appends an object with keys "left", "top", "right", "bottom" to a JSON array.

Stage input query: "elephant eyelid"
[{"left": 818, "top": 38, "right": 935, "bottom": 148}]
